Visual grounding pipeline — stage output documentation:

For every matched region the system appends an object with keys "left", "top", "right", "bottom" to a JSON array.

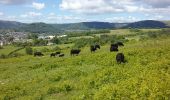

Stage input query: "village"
[{"left": 0, "top": 31, "right": 67, "bottom": 46}]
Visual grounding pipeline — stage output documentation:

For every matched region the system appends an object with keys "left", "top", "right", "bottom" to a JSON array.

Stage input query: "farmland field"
[{"left": 0, "top": 29, "right": 170, "bottom": 100}]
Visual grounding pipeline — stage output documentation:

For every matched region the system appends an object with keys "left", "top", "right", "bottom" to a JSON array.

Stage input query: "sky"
[{"left": 0, "top": 0, "right": 170, "bottom": 23}]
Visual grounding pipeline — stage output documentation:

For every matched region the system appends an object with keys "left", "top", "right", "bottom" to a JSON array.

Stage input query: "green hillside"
[
  {"left": 124, "top": 20, "right": 169, "bottom": 28},
  {"left": 0, "top": 20, "right": 170, "bottom": 33},
  {"left": 0, "top": 29, "right": 170, "bottom": 99},
  {"left": 162, "top": 21, "right": 170, "bottom": 27}
]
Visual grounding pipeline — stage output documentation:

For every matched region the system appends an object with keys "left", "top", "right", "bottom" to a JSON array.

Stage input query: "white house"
[
  {"left": 57, "top": 35, "right": 67, "bottom": 38},
  {"left": 47, "top": 35, "right": 55, "bottom": 39},
  {"left": 0, "top": 40, "right": 4, "bottom": 46}
]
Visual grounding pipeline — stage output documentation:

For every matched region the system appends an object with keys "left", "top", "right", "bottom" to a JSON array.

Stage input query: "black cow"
[
  {"left": 56, "top": 51, "right": 61, "bottom": 55},
  {"left": 95, "top": 44, "right": 100, "bottom": 49},
  {"left": 116, "top": 53, "right": 125, "bottom": 63},
  {"left": 111, "top": 43, "right": 118, "bottom": 48},
  {"left": 90, "top": 44, "right": 100, "bottom": 52},
  {"left": 50, "top": 53, "right": 56, "bottom": 57},
  {"left": 116, "top": 42, "right": 124, "bottom": 46},
  {"left": 70, "top": 49, "right": 81, "bottom": 56},
  {"left": 59, "top": 54, "right": 64, "bottom": 57},
  {"left": 34, "top": 52, "right": 44, "bottom": 57},
  {"left": 90, "top": 45, "right": 96, "bottom": 52},
  {"left": 110, "top": 43, "right": 118, "bottom": 52}
]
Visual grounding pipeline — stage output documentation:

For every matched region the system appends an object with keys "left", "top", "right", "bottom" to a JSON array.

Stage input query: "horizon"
[
  {"left": 0, "top": 0, "right": 170, "bottom": 23},
  {"left": 1, "top": 19, "right": 169, "bottom": 24}
]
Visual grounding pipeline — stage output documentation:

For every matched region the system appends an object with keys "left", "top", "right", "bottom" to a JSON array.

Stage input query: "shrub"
[
  {"left": 3, "top": 95, "right": 11, "bottom": 100},
  {"left": 0, "top": 54, "right": 7, "bottom": 59},
  {"left": 74, "top": 38, "right": 92, "bottom": 48},
  {"left": 148, "top": 32, "right": 158, "bottom": 38},
  {"left": 25, "top": 46, "right": 33, "bottom": 55},
  {"left": 51, "top": 37, "right": 60, "bottom": 44},
  {"left": 41, "top": 47, "right": 50, "bottom": 52},
  {"left": 52, "top": 46, "right": 61, "bottom": 51},
  {"left": 0, "top": 46, "right": 3, "bottom": 49},
  {"left": 47, "top": 87, "right": 60, "bottom": 94},
  {"left": 63, "top": 84, "right": 72, "bottom": 92}
]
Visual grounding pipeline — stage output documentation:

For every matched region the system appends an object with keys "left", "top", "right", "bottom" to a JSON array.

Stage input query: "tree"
[
  {"left": 5, "top": 35, "right": 14, "bottom": 43},
  {"left": 33, "top": 39, "right": 48, "bottom": 46},
  {"left": 25, "top": 46, "right": 33, "bottom": 55},
  {"left": 51, "top": 37, "right": 60, "bottom": 44},
  {"left": 27, "top": 33, "right": 38, "bottom": 39}
]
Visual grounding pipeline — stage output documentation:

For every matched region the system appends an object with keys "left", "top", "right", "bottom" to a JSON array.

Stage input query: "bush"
[
  {"left": 51, "top": 37, "right": 60, "bottom": 44},
  {"left": 0, "top": 54, "right": 7, "bottom": 59},
  {"left": 148, "top": 32, "right": 158, "bottom": 38},
  {"left": 52, "top": 46, "right": 61, "bottom": 51},
  {"left": 41, "top": 47, "right": 50, "bottom": 52},
  {"left": 74, "top": 38, "right": 93, "bottom": 48},
  {"left": 33, "top": 39, "right": 48, "bottom": 46},
  {"left": 47, "top": 87, "right": 60, "bottom": 94},
  {"left": 0, "top": 46, "right": 3, "bottom": 49},
  {"left": 25, "top": 46, "right": 33, "bottom": 55}
]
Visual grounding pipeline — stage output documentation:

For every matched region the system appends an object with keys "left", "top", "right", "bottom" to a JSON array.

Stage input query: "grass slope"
[{"left": 0, "top": 37, "right": 170, "bottom": 99}]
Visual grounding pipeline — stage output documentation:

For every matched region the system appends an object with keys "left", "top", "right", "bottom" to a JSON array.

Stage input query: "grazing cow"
[
  {"left": 90, "top": 44, "right": 100, "bottom": 52},
  {"left": 34, "top": 52, "right": 44, "bottom": 57},
  {"left": 111, "top": 43, "right": 118, "bottom": 48},
  {"left": 116, "top": 53, "right": 125, "bottom": 63},
  {"left": 55, "top": 51, "right": 61, "bottom": 55},
  {"left": 95, "top": 44, "right": 100, "bottom": 49},
  {"left": 50, "top": 53, "right": 56, "bottom": 57},
  {"left": 110, "top": 43, "right": 118, "bottom": 52},
  {"left": 90, "top": 45, "right": 96, "bottom": 52},
  {"left": 59, "top": 54, "right": 64, "bottom": 57},
  {"left": 70, "top": 49, "right": 81, "bottom": 56},
  {"left": 116, "top": 42, "right": 124, "bottom": 46}
]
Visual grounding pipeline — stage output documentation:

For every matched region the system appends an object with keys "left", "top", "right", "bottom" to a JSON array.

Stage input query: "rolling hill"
[
  {"left": 124, "top": 20, "right": 169, "bottom": 28},
  {"left": 0, "top": 20, "right": 169, "bottom": 33},
  {"left": 0, "top": 20, "right": 25, "bottom": 29}
]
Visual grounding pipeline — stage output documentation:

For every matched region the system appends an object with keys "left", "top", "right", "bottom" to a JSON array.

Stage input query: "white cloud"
[
  {"left": 32, "top": 2, "right": 45, "bottom": 10},
  {"left": 0, "top": 12, "right": 4, "bottom": 16},
  {"left": 28, "top": 12, "right": 42, "bottom": 17},
  {"left": 141, "top": 0, "right": 170, "bottom": 8},
  {"left": 6, "top": 16, "right": 17, "bottom": 21},
  {"left": 104, "top": 16, "right": 140, "bottom": 23},
  {"left": 20, "top": 14, "right": 28, "bottom": 18},
  {"left": 59, "top": 0, "right": 170, "bottom": 15},
  {"left": 0, "top": 0, "right": 32, "bottom": 5},
  {"left": 20, "top": 12, "right": 42, "bottom": 18},
  {"left": 46, "top": 13, "right": 85, "bottom": 23},
  {"left": 59, "top": 0, "right": 138, "bottom": 14}
]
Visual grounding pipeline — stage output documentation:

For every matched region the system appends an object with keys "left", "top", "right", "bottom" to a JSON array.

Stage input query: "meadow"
[{"left": 0, "top": 29, "right": 170, "bottom": 100}]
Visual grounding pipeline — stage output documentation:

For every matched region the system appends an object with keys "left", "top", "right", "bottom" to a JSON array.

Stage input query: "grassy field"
[{"left": 0, "top": 29, "right": 170, "bottom": 100}]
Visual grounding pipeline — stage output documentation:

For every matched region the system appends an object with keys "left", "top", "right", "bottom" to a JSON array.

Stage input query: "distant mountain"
[
  {"left": 0, "top": 20, "right": 25, "bottom": 29},
  {"left": 124, "top": 20, "right": 169, "bottom": 28},
  {"left": 18, "top": 22, "right": 61, "bottom": 33},
  {"left": 0, "top": 20, "right": 169, "bottom": 33},
  {"left": 52, "top": 22, "right": 126, "bottom": 30}
]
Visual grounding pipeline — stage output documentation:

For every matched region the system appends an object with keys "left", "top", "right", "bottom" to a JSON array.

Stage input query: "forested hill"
[
  {"left": 124, "top": 20, "right": 169, "bottom": 28},
  {"left": 0, "top": 20, "right": 169, "bottom": 33}
]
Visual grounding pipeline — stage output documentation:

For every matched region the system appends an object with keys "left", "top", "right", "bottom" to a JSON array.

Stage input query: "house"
[
  {"left": 57, "top": 35, "right": 67, "bottom": 38},
  {"left": 47, "top": 35, "right": 55, "bottom": 39},
  {"left": 0, "top": 40, "right": 4, "bottom": 46}
]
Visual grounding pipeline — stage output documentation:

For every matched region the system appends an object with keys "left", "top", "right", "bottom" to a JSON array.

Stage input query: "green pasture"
[
  {"left": 0, "top": 35, "right": 170, "bottom": 99},
  {"left": 0, "top": 29, "right": 170, "bottom": 99}
]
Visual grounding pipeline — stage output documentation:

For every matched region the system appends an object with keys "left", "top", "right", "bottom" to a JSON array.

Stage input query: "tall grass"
[{"left": 0, "top": 34, "right": 170, "bottom": 100}]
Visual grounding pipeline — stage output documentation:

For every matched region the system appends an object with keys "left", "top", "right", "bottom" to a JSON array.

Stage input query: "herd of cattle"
[{"left": 34, "top": 42, "right": 125, "bottom": 63}]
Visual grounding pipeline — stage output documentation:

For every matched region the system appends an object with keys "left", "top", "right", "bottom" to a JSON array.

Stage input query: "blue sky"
[{"left": 0, "top": 0, "right": 170, "bottom": 23}]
